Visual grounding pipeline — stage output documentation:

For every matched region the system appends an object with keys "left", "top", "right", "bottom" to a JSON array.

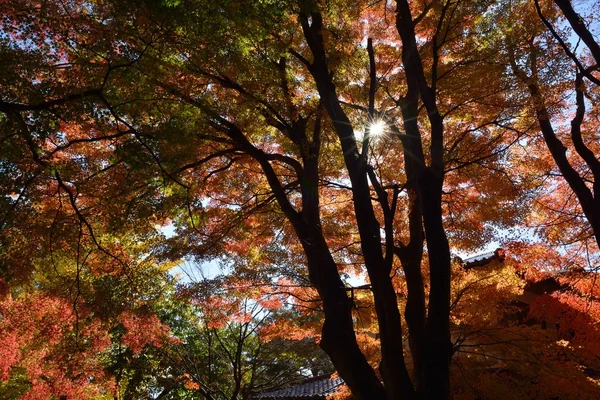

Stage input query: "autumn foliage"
[{"left": 1, "top": 0, "right": 600, "bottom": 399}]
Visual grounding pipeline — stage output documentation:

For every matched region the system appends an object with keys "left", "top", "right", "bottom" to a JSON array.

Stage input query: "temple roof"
[
  {"left": 461, "top": 248, "right": 505, "bottom": 269},
  {"left": 252, "top": 376, "right": 344, "bottom": 400}
]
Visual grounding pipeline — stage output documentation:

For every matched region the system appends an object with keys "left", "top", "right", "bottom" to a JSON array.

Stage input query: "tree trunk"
[
  {"left": 395, "top": 1, "right": 453, "bottom": 397},
  {"left": 300, "top": 11, "right": 415, "bottom": 399},
  {"left": 420, "top": 171, "right": 453, "bottom": 400},
  {"left": 304, "top": 229, "right": 388, "bottom": 400},
  {"left": 526, "top": 82, "right": 600, "bottom": 249},
  {"left": 396, "top": 194, "right": 426, "bottom": 393},
  {"left": 244, "top": 129, "right": 387, "bottom": 398}
]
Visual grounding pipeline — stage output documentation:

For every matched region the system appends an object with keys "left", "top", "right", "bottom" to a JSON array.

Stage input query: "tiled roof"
[
  {"left": 462, "top": 250, "right": 497, "bottom": 265},
  {"left": 461, "top": 248, "right": 505, "bottom": 269},
  {"left": 253, "top": 376, "right": 344, "bottom": 399}
]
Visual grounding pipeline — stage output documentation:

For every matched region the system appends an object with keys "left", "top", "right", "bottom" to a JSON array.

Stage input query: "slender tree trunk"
[
  {"left": 234, "top": 136, "right": 387, "bottom": 398},
  {"left": 301, "top": 222, "right": 388, "bottom": 399},
  {"left": 395, "top": 1, "right": 453, "bottom": 397},
  {"left": 296, "top": 121, "right": 389, "bottom": 398},
  {"left": 299, "top": 10, "right": 416, "bottom": 399},
  {"left": 393, "top": 111, "right": 426, "bottom": 394},
  {"left": 396, "top": 189, "right": 426, "bottom": 393},
  {"left": 523, "top": 77, "right": 600, "bottom": 249},
  {"left": 420, "top": 171, "right": 453, "bottom": 400},
  {"left": 554, "top": 0, "right": 600, "bottom": 65},
  {"left": 535, "top": 114, "right": 600, "bottom": 248}
]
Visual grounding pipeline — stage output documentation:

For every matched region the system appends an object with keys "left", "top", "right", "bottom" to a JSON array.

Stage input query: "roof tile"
[{"left": 254, "top": 376, "right": 344, "bottom": 399}]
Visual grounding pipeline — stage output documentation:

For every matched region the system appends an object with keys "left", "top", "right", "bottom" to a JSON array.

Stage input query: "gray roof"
[
  {"left": 253, "top": 376, "right": 344, "bottom": 399},
  {"left": 462, "top": 250, "right": 497, "bottom": 265},
  {"left": 461, "top": 248, "right": 505, "bottom": 269}
]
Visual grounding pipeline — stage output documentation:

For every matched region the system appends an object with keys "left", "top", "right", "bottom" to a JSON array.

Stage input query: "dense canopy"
[{"left": 1, "top": 0, "right": 600, "bottom": 399}]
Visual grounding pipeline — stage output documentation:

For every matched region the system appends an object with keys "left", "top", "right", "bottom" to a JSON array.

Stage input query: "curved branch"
[{"left": 535, "top": 0, "right": 600, "bottom": 86}]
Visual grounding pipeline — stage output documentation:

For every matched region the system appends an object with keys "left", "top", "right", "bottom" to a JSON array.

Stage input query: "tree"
[
  {"left": 100, "top": 273, "right": 332, "bottom": 400},
  {"left": 502, "top": 0, "right": 600, "bottom": 250},
  {"left": 1, "top": 0, "right": 599, "bottom": 399},
  {"left": 448, "top": 246, "right": 600, "bottom": 400},
  {"left": 0, "top": 267, "right": 175, "bottom": 400}
]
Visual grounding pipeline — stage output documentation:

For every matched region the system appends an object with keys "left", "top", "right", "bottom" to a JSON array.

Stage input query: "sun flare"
[{"left": 368, "top": 120, "right": 386, "bottom": 137}]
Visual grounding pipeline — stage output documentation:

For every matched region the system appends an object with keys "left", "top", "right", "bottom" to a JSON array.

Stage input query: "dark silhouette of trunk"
[
  {"left": 274, "top": 139, "right": 388, "bottom": 399},
  {"left": 200, "top": 4, "right": 453, "bottom": 399},
  {"left": 299, "top": 10, "right": 416, "bottom": 400},
  {"left": 268, "top": 114, "right": 390, "bottom": 397},
  {"left": 396, "top": 0, "right": 453, "bottom": 398},
  {"left": 300, "top": 201, "right": 389, "bottom": 400},
  {"left": 509, "top": 42, "right": 600, "bottom": 249},
  {"left": 298, "top": 108, "right": 388, "bottom": 400},
  {"left": 419, "top": 171, "right": 453, "bottom": 400},
  {"left": 529, "top": 83, "right": 600, "bottom": 248},
  {"left": 393, "top": 120, "right": 426, "bottom": 393},
  {"left": 535, "top": 0, "right": 600, "bottom": 248},
  {"left": 185, "top": 54, "right": 390, "bottom": 399},
  {"left": 395, "top": 204, "right": 426, "bottom": 394},
  {"left": 553, "top": 0, "right": 600, "bottom": 65}
]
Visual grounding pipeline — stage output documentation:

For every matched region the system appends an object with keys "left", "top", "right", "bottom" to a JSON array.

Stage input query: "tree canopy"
[{"left": 1, "top": 0, "right": 600, "bottom": 399}]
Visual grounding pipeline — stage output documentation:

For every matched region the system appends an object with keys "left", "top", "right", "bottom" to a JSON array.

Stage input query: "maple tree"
[
  {"left": 499, "top": 0, "right": 600, "bottom": 250},
  {"left": 446, "top": 249, "right": 600, "bottom": 400},
  {"left": 2, "top": 0, "right": 600, "bottom": 399},
  {"left": 95, "top": 272, "right": 332, "bottom": 400},
  {"left": 0, "top": 254, "right": 176, "bottom": 399}
]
